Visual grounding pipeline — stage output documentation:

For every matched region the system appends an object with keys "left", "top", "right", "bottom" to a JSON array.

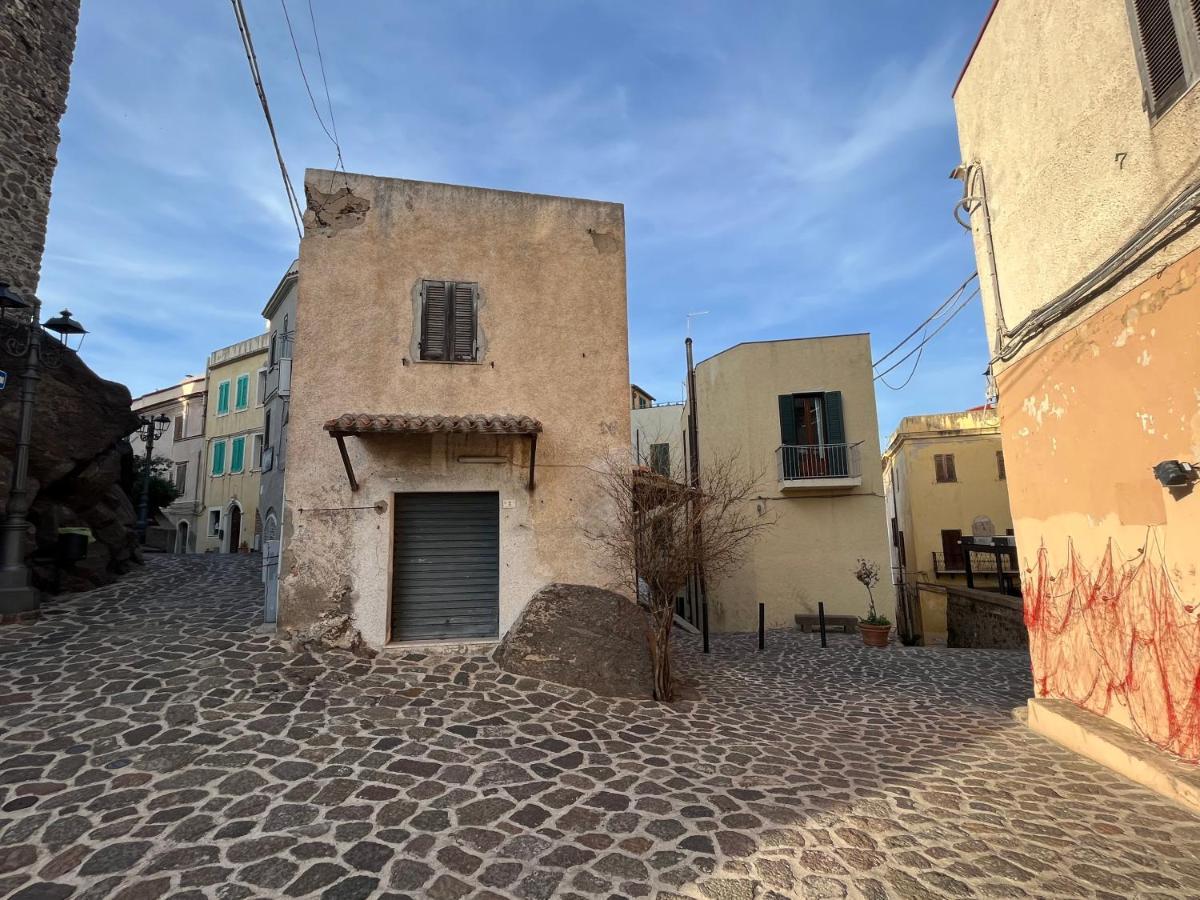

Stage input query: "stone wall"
[
  {"left": 946, "top": 585, "right": 1028, "bottom": 651},
  {"left": 0, "top": 0, "right": 81, "bottom": 296}
]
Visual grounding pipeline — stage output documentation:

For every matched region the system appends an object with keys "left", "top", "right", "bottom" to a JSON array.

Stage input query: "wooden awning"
[{"left": 323, "top": 413, "right": 543, "bottom": 491}]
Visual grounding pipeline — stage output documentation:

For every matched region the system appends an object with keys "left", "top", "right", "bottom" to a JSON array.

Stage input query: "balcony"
[
  {"left": 776, "top": 442, "right": 862, "bottom": 489},
  {"left": 932, "top": 551, "right": 1019, "bottom": 576},
  {"left": 264, "top": 357, "right": 292, "bottom": 401}
]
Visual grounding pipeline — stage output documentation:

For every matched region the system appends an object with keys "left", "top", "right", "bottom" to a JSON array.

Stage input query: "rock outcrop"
[
  {"left": 0, "top": 341, "right": 141, "bottom": 592},
  {"left": 495, "top": 583, "right": 655, "bottom": 699}
]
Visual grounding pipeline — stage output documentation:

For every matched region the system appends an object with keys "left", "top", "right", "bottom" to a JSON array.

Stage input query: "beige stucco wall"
[
  {"left": 953, "top": 0, "right": 1200, "bottom": 371},
  {"left": 883, "top": 410, "right": 1013, "bottom": 643},
  {"left": 199, "top": 337, "right": 267, "bottom": 554},
  {"left": 280, "top": 171, "right": 630, "bottom": 647},
  {"left": 631, "top": 403, "right": 686, "bottom": 473},
  {"left": 954, "top": 1, "right": 1200, "bottom": 759},
  {"left": 693, "top": 336, "right": 890, "bottom": 631}
]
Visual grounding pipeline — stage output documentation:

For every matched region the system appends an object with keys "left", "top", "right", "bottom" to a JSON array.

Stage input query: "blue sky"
[{"left": 40, "top": 1, "right": 992, "bottom": 436}]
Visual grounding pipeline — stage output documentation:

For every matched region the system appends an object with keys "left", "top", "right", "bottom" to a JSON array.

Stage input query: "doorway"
[
  {"left": 176, "top": 521, "right": 189, "bottom": 554},
  {"left": 227, "top": 503, "right": 242, "bottom": 553}
]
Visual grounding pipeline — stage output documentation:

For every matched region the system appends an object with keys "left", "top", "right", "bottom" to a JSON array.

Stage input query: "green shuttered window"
[
  {"left": 235, "top": 374, "right": 250, "bottom": 410},
  {"left": 216, "top": 381, "right": 230, "bottom": 415},
  {"left": 230, "top": 436, "right": 246, "bottom": 474},
  {"left": 211, "top": 440, "right": 226, "bottom": 476},
  {"left": 777, "top": 391, "right": 844, "bottom": 445}
]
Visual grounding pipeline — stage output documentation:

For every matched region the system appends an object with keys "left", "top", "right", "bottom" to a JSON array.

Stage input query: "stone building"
[
  {"left": 632, "top": 334, "right": 892, "bottom": 633},
  {"left": 280, "top": 171, "right": 629, "bottom": 648},
  {"left": 882, "top": 407, "right": 1015, "bottom": 645},
  {"left": 953, "top": 0, "right": 1200, "bottom": 774},
  {"left": 130, "top": 376, "right": 207, "bottom": 552},
  {"left": 199, "top": 335, "right": 267, "bottom": 554},
  {"left": 259, "top": 260, "right": 299, "bottom": 622},
  {"left": 1, "top": 0, "right": 141, "bottom": 595},
  {"left": 0, "top": 0, "right": 80, "bottom": 297}
]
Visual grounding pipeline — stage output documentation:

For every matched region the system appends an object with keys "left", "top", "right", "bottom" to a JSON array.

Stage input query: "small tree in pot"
[
  {"left": 590, "top": 453, "right": 773, "bottom": 701},
  {"left": 854, "top": 558, "right": 890, "bottom": 647}
]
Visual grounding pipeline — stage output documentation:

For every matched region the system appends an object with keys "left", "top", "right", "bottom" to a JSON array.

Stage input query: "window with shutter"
[
  {"left": 996, "top": 450, "right": 1006, "bottom": 481},
  {"left": 230, "top": 436, "right": 246, "bottom": 474},
  {"left": 211, "top": 440, "right": 226, "bottom": 476},
  {"left": 650, "top": 443, "right": 670, "bottom": 476},
  {"left": 216, "top": 380, "right": 230, "bottom": 416},
  {"left": 934, "top": 453, "right": 957, "bottom": 483},
  {"left": 420, "top": 280, "right": 478, "bottom": 362},
  {"left": 175, "top": 461, "right": 187, "bottom": 494},
  {"left": 235, "top": 374, "right": 250, "bottom": 410},
  {"left": 173, "top": 415, "right": 183, "bottom": 441},
  {"left": 1127, "top": 0, "right": 1200, "bottom": 118}
]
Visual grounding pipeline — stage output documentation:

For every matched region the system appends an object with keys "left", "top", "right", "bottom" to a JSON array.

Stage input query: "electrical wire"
[
  {"left": 306, "top": 0, "right": 346, "bottom": 179},
  {"left": 230, "top": 0, "right": 304, "bottom": 239},
  {"left": 876, "top": 337, "right": 925, "bottom": 391},
  {"left": 871, "top": 271, "right": 977, "bottom": 368},
  {"left": 279, "top": 0, "right": 342, "bottom": 162},
  {"left": 874, "top": 286, "right": 980, "bottom": 383}
]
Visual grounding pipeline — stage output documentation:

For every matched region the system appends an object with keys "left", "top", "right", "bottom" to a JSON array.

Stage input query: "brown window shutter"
[
  {"left": 996, "top": 450, "right": 1006, "bottom": 480},
  {"left": 451, "top": 283, "right": 477, "bottom": 361},
  {"left": 1131, "top": 0, "right": 1188, "bottom": 111},
  {"left": 420, "top": 281, "right": 449, "bottom": 360}
]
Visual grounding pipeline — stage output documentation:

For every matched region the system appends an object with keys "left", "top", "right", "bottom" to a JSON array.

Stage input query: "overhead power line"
[
  {"left": 874, "top": 285, "right": 981, "bottom": 384},
  {"left": 279, "top": 0, "right": 346, "bottom": 176},
  {"left": 871, "top": 271, "right": 977, "bottom": 369},
  {"left": 306, "top": 0, "right": 345, "bottom": 175},
  {"left": 230, "top": 0, "right": 304, "bottom": 239}
]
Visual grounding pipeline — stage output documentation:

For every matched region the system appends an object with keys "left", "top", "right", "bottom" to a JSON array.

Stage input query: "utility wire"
[
  {"left": 230, "top": 0, "right": 304, "bottom": 239},
  {"left": 279, "top": 0, "right": 348, "bottom": 187},
  {"left": 874, "top": 286, "right": 980, "bottom": 383},
  {"left": 871, "top": 271, "right": 977, "bottom": 369},
  {"left": 306, "top": 0, "right": 345, "bottom": 176}
]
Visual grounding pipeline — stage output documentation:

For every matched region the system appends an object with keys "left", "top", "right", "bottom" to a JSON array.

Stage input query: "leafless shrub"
[{"left": 588, "top": 452, "right": 774, "bottom": 701}]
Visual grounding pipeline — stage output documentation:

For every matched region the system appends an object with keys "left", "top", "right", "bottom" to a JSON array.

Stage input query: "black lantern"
[{"left": 43, "top": 309, "right": 87, "bottom": 351}]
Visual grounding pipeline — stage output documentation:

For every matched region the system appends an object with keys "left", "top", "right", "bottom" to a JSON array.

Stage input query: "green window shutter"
[
  {"left": 778, "top": 395, "right": 797, "bottom": 445},
  {"left": 211, "top": 440, "right": 226, "bottom": 476},
  {"left": 235, "top": 375, "right": 249, "bottom": 410},
  {"left": 230, "top": 436, "right": 245, "bottom": 473},
  {"left": 823, "top": 391, "right": 845, "bottom": 445},
  {"left": 217, "top": 382, "right": 230, "bottom": 415}
]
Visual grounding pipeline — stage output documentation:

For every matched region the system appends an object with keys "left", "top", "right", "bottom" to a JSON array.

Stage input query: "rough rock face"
[
  {"left": 0, "top": 0, "right": 81, "bottom": 297},
  {"left": 0, "top": 340, "right": 142, "bottom": 592},
  {"left": 495, "top": 583, "right": 655, "bottom": 699}
]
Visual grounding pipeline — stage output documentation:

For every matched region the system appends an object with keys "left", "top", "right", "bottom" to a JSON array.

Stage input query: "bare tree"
[{"left": 589, "top": 452, "right": 774, "bottom": 701}]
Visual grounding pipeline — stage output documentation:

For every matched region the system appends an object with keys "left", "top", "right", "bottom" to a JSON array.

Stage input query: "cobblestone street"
[{"left": 0, "top": 555, "right": 1198, "bottom": 899}]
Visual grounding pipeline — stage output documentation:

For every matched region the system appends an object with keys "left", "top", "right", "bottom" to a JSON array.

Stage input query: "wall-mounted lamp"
[{"left": 1153, "top": 460, "right": 1198, "bottom": 488}]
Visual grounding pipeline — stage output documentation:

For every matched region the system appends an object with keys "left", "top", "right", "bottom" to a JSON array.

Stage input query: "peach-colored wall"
[{"left": 999, "top": 248, "right": 1200, "bottom": 758}]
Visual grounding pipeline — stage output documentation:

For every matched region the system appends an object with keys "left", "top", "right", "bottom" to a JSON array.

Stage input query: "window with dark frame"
[
  {"left": 941, "top": 529, "right": 965, "bottom": 571},
  {"left": 173, "top": 415, "right": 183, "bottom": 442},
  {"left": 175, "top": 461, "right": 187, "bottom": 494},
  {"left": 996, "top": 449, "right": 1006, "bottom": 480},
  {"left": 934, "top": 453, "right": 957, "bottom": 483},
  {"left": 419, "top": 280, "right": 479, "bottom": 362},
  {"left": 649, "top": 443, "right": 670, "bottom": 476},
  {"left": 1126, "top": 0, "right": 1200, "bottom": 119}
]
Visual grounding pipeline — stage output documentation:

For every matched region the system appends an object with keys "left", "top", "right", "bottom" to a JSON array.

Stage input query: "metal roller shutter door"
[{"left": 391, "top": 492, "right": 499, "bottom": 642}]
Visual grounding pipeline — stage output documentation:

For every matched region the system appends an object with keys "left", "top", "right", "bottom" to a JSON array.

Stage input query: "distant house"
[
  {"left": 200, "top": 335, "right": 267, "bottom": 554},
  {"left": 882, "top": 408, "right": 1015, "bottom": 645},
  {"left": 279, "top": 171, "right": 630, "bottom": 648},
  {"left": 631, "top": 334, "right": 891, "bottom": 632},
  {"left": 258, "top": 261, "right": 298, "bottom": 622},
  {"left": 130, "top": 375, "right": 206, "bottom": 552}
]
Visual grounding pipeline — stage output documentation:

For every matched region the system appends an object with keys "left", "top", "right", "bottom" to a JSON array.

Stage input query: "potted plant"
[{"left": 854, "top": 558, "right": 890, "bottom": 647}]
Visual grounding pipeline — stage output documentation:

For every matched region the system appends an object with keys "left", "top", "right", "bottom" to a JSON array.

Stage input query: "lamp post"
[
  {"left": 135, "top": 413, "right": 171, "bottom": 544},
  {"left": 0, "top": 283, "right": 88, "bottom": 618}
]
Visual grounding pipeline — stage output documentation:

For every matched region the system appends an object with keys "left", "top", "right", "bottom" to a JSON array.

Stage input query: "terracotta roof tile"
[{"left": 324, "top": 412, "right": 543, "bottom": 435}]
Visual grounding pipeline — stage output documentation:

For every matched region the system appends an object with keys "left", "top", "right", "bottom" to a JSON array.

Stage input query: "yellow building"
[
  {"left": 199, "top": 334, "right": 268, "bottom": 553},
  {"left": 882, "top": 408, "right": 1014, "bottom": 645},
  {"left": 953, "top": 0, "right": 1200, "bottom": 770},
  {"left": 632, "top": 334, "right": 892, "bottom": 632}
]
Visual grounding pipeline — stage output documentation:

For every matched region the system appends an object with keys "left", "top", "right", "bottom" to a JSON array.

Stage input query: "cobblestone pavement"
[{"left": 1, "top": 555, "right": 1198, "bottom": 900}]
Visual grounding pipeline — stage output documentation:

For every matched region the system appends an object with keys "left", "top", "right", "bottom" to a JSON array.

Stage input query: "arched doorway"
[
  {"left": 176, "top": 521, "right": 189, "bottom": 554},
  {"left": 226, "top": 503, "right": 242, "bottom": 553}
]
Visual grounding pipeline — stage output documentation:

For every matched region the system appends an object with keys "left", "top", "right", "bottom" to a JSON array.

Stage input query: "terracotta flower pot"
[{"left": 858, "top": 623, "right": 891, "bottom": 648}]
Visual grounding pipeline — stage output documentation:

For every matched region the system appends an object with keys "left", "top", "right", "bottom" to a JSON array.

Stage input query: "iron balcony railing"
[
  {"left": 776, "top": 442, "right": 862, "bottom": 481},
  {"left": 932, "top": 551, "right": 1019, "bottom": 576}
]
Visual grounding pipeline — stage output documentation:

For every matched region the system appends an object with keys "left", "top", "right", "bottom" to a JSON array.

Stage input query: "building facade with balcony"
[
  {"left": 130, "top": 375, "right": 207, "bottom": 552},
  {"left": 882, "top": 407, "right": 1015, "bottom": 645},
  {"left": 953, "top": 1, "right": 1200, "bottom": 763},
  {"left": 278, "top": 171, "right": 630, "bottom": 649},
  {"left": 199, "top": 334, "right": 267, "bottom": 554},
  {"left": 633, "top": 333, "right": 890, "bottom": 632},
  {"left": 258, "top": 261, "right": 297, "bottom": 622}
]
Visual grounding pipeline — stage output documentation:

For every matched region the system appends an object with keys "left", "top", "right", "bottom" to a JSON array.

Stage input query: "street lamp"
[
  {"left": 0, "top": 284, "right": 89, "bottom": 619},
  {"left": 135, "top": 413, "right": 172, "bottom": 544}
]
